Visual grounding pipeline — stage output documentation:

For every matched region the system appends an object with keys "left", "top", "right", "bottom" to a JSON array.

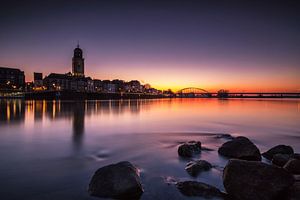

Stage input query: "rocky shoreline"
[{"left": 87, "top": 134, "right": 300, "bottom": 199}]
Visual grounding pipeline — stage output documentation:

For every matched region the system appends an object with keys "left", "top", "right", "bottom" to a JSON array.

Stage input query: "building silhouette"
[
  {"left": 0, "top": 67, "right": 25, "bottom": 90},
  {"left": 72, "top": 44, "right": 85, "bottom": 77},
  {"left": 43, "top": 44, "right": 94, "bottom": 92},
  {"left": 1, "top": 44, "right": 160, "bottom": 96}
]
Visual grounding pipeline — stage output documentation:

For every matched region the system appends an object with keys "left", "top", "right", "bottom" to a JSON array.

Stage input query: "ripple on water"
[{"left": 88, "top": 149, "right": 111, "bottom": 161}]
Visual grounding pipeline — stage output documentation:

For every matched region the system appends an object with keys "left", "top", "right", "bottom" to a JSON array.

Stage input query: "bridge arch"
[
  {"left": 176, "top": 87, "right": 211, "bottom": 97},
  {"left": 177, "top": 87, "right": 210, "bottom": 94}
]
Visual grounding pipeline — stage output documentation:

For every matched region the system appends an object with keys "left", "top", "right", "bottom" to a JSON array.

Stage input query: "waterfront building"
[
  {"left": 125, "top": 80, "right": 143, "bottom": 93},
  {"left": 43, "top": 73, "right": 70, "bottom": 91},
  {"left": 93, "top": 79, "right": 103, "bottom": 92},
  {"left": 102, "top": 80, "right": 117, "bottom": 93},
  {"left": 0, "top": 66, "right": 25, "bottom": 90},
  {"left": 112, "top": 79, "right": 125, "bottom": 93},
  {"left": 33, "top": 72, "right": 43, "bottom": 89},
  {"left": 43, "top": 73, "right": 93, "bottom": 92}
]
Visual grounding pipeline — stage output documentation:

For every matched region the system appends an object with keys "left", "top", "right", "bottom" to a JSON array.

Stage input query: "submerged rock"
[
  {"left": 218, "top": 136, "right": 261, "bottom": 161},
  {"left": 223, "top": 159, "right": 294, "bottom": 200},
  {"left": 185, "top": 160, "right": 212, "bottom": 177},
  {"left": 272, "top": 153, "right": 291, "bottom": 167},
  {"left": 178, "top": 141, "right": 201, "bottom": 157},
  {"left": 284, "top": 159, "right": 300, "bottom": 175},
  {"left": 201, "top": 146, "right": 214, "bottom": 151},
  {"left": 214, "top": 133, "right": 235, "bottom": 140},
  {"left": 88, "top": 161, "right": 143, "bottom": 199},
  {"left": 262, "top": 145, "right": 294, "bottom": 160},
  {"left": 176, "top": 181, "right": 224, "bottom": 198}
]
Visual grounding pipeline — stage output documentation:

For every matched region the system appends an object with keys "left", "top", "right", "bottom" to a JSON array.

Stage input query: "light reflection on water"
[{"left": 0, "top": 98, "right": 299, "bottom": 199}]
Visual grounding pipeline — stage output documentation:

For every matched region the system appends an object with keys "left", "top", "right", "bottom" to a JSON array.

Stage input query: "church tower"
[{"left": 72, "top": 44, "right": 84, "bottom": 77}]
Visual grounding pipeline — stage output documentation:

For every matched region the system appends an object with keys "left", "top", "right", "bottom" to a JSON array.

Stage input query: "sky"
[{"left": 0, "top": 0, "right": 299, "bottom": 92}]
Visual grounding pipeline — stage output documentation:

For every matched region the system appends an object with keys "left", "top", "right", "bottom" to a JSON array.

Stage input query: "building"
[
  {"left": 93, "top": 79, "right": 103, "bottom": 92},
  {"left": 126, "top": 80, "right": 142, "bottom": 93},
  {"left": 72, "top": 44, "right": 85, "bottom": 77},
  {"left": 42, "top": 45, "right": 96, "bottom": 92},
  {"left": 102, "top": 80, "right": 117, "bottom": 93},
  {"left": 0, "top": 66, "right": 25, "bottom": 90},
  {"left": 43, "top": 73, "right": 71, "bottom": 91},
  {"left": 33, "top": 72, "right": 43, "bottom": 88}
]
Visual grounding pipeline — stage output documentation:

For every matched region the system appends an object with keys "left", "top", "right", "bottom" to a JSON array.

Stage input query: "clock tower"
[{"left": 72, "top": 44, "right": 84, "bottom": 77}]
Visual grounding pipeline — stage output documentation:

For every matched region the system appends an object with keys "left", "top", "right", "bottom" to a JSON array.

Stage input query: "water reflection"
[
  {"left": 1, "top": 99, "right": 148, "bottom": 127},
  {"left": 73, "top": 101, "right": 85, "bottom": 150},
  {"left": 1, "top": 99, "right": 151, "bottom": 151},
  {"left": 0, "top": 100, "right": 25, "bottom": 124}
]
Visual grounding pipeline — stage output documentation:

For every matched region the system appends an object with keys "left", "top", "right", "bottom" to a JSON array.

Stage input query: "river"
[{"left": 0, "top": 98, "right": 299, "bottom": 199}]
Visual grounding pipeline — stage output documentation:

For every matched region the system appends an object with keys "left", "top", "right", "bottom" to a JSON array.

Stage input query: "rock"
[
  {"left": 294, "top": 175, "right": 300, "bottom": 182},
  {"left": 218, "top": 136, "right": 261, "bottom": 161},
  {"left": 292, "top": 153, "right": 300, "bottom": 160},
  {"left": 223, "top": 159, "right": 294, "bottom": 200},
  {"left": 284, "top": 159, "right": 300, "bottom": 174},
  {"left": 272, "top": 153, "right": 291, "bottom": 167},
  {"left": 88, "top": 161, "right": 143, "bottom": 199},
  {"left": 214, "top": 133, "right": 235, "bottom": 140},
  {"left": 288, "top": 182, "right": 300, "bottom": 200},
  {"left": 185, "top": 160, "right": 212, "bottom": 176},
  {"left": 178, "top": 141, "right": 201, "bottom": 157},
  {"left": 262, "top": 145, "right": 294, "bottom": 160},
  {"left": 176, "top": 181, "right": 224, "bottom": 198}
]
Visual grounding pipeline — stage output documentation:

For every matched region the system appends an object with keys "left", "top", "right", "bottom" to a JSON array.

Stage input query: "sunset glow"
[{"left": 1, "top": 1, "right": 299, "bottom": 92}]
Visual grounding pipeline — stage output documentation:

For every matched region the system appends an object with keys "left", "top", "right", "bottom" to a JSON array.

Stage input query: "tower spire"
[{"left": 77, "top": 40, "right": 79, "bottom": 48}]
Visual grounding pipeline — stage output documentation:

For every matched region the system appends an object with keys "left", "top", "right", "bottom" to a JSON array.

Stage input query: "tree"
[{"left": 217, "top": 89, "right": 229, "bottom": 98}]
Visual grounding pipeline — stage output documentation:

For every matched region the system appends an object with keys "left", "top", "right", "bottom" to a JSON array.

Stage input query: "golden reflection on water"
[{"left": 1, "top": 99, "right": 300, "bottom": 128}]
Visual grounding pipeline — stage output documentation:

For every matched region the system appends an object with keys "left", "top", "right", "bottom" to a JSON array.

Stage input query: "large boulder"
[
  {"left": 176, "top": 181, "right": 224, "bottom": 198},
  {"left": 284, "top": 159, "right": 300, "bottom": 175},
  {"left": 288, "top": 182, "right": 300, "bottom": 200},
  {"left": 178, "top": 141, "right": 201, "bottom": 157},
  {"left": 272, "top": 153, "right": 291, "bottom": 167},
  {"left": 218, "top": 136, "right": 261, "bottom": 161},
  {"left": 185, "top": 160, "right": 212, "bottom": 177},
  {"left": 88, "top": 161, "right": 143, "bottom": 199},
  {"left": 262, "top": 145, "right": 294, "bottom": 160},
  {"left": 223, "top": 159, "right": 294, "bottom": 200}
]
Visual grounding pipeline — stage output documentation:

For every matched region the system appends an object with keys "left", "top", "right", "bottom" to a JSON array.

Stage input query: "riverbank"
[{"left": 1, "top": 90, "right": 300, "bottom": 100}]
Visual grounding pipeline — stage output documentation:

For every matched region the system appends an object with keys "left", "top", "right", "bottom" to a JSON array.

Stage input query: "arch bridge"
[{"left": 176, "top": 87, "right": 211, "bottom": 97}]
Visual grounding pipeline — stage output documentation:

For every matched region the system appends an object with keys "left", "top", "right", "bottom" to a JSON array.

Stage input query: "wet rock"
[
  {"left": 272, "top": 153, "right": 291, "bottom": 167},
  {"left": 162, "top": 176, "right": 179, "bottom": 185},
  {"left": 292, "top": 153, "right": 300, "bottom": 160},
  {"left": 294, "top": 175, "right": 300, "bottom": 182},
  {"left": 178, "top": 141, "right": 201, "bottom": 157},
  {"left": 185, "top": 160, "right": 212, "bottom": 176},
  {"left": 288, "top": 182, "right": 300, "bottom": 200},
  {"left": 223, "top": 159, "right": 294, "bottom": 200},
  {"left": 218, "top": 136, "right": 261, "bottom": 161},
  {"left": 284, "top": 159, "right": 300, "bottom": 175},
  {"left": 176, "top": 181, "right": 224, "bottom": 198},
  {"left": 88, "top": 161, "right": 143, "bottom": 199},
  {"left": 214, "top": 133, "right": 235, "bottom": 140},
  {"left": 262, "top": 145, "right": 294, "bottom": 160}
]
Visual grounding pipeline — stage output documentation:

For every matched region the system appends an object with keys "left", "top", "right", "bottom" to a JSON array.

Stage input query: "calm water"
[{"left": 0, "top": 98, "right": 300, "bottom": 200}]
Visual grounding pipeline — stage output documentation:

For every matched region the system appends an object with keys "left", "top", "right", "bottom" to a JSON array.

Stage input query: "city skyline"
[{"left": 1, "top": 0, "right": 300, "bottom": 92}]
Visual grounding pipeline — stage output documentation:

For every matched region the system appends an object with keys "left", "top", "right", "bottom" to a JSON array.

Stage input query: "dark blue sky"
[{"left": 0, "top": 0, "right": 299, "bottom": 91}]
